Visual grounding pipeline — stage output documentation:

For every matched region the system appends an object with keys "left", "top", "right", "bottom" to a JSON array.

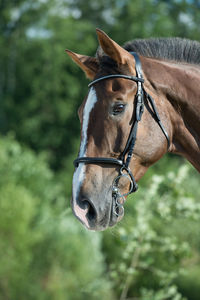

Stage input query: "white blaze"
[{"left": 72, "top": 87, "right": 98, "bottom": 224}]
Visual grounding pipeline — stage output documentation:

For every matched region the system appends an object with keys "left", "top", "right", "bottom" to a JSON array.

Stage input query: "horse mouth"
[
  {"left": 71, "top": 190, "right": 125, "bottom": 231},
  {"left": 84, "top": 199, "right": 124, "bottom": 231}
]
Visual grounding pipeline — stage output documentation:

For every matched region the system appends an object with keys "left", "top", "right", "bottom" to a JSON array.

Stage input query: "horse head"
[{"left": 66, "top": 29, "right": 172, "bottom": 230}]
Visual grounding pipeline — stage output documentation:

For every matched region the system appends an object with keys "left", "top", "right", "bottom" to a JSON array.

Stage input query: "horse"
[{"left": 66, "top": 29, "right": 200, "bottom": 231}]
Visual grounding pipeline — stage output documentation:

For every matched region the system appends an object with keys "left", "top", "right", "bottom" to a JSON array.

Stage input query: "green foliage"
[
  {"left": 103, "top": 161, "right": 200, "bottom": 299},
  {"left": 0, "top": 135, "right": 113, "bottom": 300}
]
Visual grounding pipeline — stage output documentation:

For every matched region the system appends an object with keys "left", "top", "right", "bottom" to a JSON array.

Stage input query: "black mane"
[
  {"left": 97, "top": 37, "right": 200, "bottom": 67},
  {"left": 124, "top": 37, "right": 200, "bottom": 66}
]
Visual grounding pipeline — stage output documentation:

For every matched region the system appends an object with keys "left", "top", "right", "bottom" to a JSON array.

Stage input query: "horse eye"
[{"left": 112, "top": 103, "right": 125, "bottom": 115}]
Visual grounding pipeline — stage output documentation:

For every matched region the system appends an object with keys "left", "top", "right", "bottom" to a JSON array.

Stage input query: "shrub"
[
  {"left": 0, "top": 135, "right": 113, "bottom": 300},
  {"left": 103, "top": 159, "right": 200, "bottom": 300}
]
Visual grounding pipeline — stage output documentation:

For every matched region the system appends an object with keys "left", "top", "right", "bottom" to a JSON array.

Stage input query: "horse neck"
[{"left": 143, "top": 57, "right": 200, "bottom": 172}]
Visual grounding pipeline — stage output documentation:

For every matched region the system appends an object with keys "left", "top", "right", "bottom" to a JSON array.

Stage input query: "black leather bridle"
[{"left": 73, "top": 52, "right": 170, "bottom": 215}]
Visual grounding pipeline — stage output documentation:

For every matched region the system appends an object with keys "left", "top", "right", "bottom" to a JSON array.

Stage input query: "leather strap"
[
  {"left": 74, "top": 157, "right": 123, "bottom": 168},
  {"left": 88, "top": 74, "right": 144, "bottom": 88},
  {"left": 146, "top": 93, "right": 170, "bottom": 148},
  {"left": 120, "top": 52, "right": 145, "bottom": 167}
]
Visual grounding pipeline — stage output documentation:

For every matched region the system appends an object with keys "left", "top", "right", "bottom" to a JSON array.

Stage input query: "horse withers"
[{"left": 66, "top": 29, "right": 200, "bottom": 231}]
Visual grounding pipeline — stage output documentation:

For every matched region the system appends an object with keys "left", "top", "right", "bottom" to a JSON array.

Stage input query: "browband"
[{"left": 88, "top": 74, "right": 144, "bottom": 88}]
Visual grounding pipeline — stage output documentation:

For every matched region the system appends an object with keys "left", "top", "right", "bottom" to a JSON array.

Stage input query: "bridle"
[{"left": 73, "top": 52, "right": 170, "bottom": 216}]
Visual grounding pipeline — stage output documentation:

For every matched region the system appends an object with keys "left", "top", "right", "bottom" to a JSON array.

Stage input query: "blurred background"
[{"left": 0, "top": 0, "right": 200, "bottom": 299}]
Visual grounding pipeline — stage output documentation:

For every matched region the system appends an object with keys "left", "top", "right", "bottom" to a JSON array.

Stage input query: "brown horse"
[{"left": 66, "top": 29, "right": 200, "bottom": 231}]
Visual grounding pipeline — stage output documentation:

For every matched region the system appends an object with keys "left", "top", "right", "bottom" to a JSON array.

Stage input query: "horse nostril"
[
  {"left": 79, "top": 197, "right": 97, "bottom": 222},
  {"left": 86, "top": 201, "right": 96, "bottom": 222},
  {"left": 79, "top": 199, "right": 89, "bottom": 210}
]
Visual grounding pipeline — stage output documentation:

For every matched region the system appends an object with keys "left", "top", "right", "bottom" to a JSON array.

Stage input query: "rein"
[{"left": 73, "top": 52, "right": 170, "bottom": 216}]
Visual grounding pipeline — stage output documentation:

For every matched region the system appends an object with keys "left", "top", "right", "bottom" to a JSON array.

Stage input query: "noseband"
[{"left": 73, "top": 52, "right": 170, "bottom": 216}]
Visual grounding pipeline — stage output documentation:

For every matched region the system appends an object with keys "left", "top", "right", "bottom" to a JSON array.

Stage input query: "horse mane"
[
  {"left": 97, "top": 37, "right": 200, "bottom": 67},
  {"left": 124, "top": 37, "right": 200, "bottom": 66}
]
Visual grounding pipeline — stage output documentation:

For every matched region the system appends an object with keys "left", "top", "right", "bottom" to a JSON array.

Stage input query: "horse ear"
[
  {"left": 96, "top": 29, "right": 133, "bottom": 66},
  {"left": 65, "top": 50, "right": 98, "bottom": 79}
]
